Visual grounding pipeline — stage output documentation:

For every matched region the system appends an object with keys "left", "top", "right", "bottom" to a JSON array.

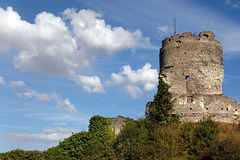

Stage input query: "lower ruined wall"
[
  {"left": 173, "top": 94, "right": 240, "bottom": 123},
  {"left": 109, "top": 117, "right": 126, "bottom": 136},
  {"left": 179, "top": 112, "right": 238, "bottom": 123},
  {"left": 145, "top": 94, "right": 240, "bottom": 123}
]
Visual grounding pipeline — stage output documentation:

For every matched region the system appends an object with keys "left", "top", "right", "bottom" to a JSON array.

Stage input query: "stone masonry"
[
  {"left": 109, "top": 116, "right": 126, "bottom": 135},
  {"left": 146, "top": 31, "right": 240, "bottom": 123}
]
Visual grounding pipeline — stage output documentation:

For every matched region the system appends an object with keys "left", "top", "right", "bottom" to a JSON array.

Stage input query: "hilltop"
[{"left": 1, "top": 77, "right": 240, "bottom": 160}]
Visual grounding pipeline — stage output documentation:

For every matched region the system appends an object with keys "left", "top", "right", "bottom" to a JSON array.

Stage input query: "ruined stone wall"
[
  {"left": 174, "top": 94, "right": 240, "bottom": 123},
  {"left": 109, "top": 117, "right": 126, "bottom": 135},
  {"left": 146, "top": 31, "right": 240, "bottom": 124}
]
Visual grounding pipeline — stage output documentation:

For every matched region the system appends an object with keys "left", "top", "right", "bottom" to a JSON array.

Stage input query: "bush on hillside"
[
  {"left": 0, "top": 149, "right": 43, "bottom": 160},
  {"left": 180, "top": 118, "right": 220, "bottom": 158},
  {"left": 203, "top": 139, "right": 240, "bottom": 160},
  {"left": 114, "top": 118, "right": 151, "bottom": 159}
]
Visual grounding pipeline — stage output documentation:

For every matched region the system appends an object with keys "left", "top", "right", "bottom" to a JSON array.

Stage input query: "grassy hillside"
[{"left": 1, "top": 117, "right": 240, "bottom": 160}]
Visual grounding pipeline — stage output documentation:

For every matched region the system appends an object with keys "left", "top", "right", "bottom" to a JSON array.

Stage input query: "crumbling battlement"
[
  {"left": 161, "top": 31, "right": 220, "bottom": 48},
  {"left": 146, "top": 31, "right": 240, "bottom": 123}
]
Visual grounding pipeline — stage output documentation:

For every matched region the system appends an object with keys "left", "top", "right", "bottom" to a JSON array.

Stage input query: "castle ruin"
[{"left": 146, "top": 31, "right": 240, "bottom": 123}]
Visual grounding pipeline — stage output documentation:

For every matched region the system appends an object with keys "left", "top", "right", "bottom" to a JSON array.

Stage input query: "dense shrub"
[
  {"left": 146, "top": 124, "right": 183, "bottom": 159},
  {"left": 0, "top": 149, "right": 44, "bottom": 160},
  {"left": 179, "top": 118, "right": 220, "bottom": 158},
  {"left": 180, "top": 122, "right": 196, "bottom": 158},
  {"left": 45, "top": 115, "right": 116, "bottom": 159},
  {"left": 1, "top": 116, "right": 235, "bottom": 160},
  {"left": 114, "top": 118, "right": 151, "bottom": 159},
  {"left": 203, "top": 139, "right": 240, "bottom": 160},
  {"left": 196, "top": 118, "right": 220, "bottom": 147}
]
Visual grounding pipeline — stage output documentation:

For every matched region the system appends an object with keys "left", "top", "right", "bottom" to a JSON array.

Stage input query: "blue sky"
[{"left": 0, "top": 0, "right": 240, "bottom": 152}]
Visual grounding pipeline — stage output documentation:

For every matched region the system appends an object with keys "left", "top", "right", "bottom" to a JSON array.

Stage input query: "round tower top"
[{"left": 162, "top": 31, "right": 220, "bottom": 49}]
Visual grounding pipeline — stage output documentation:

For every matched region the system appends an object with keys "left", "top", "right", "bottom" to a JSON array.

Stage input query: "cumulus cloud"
[
  {"left": 0, "top": 76, "right": 6, "bottom": 85},
  {"left": 125, "top": 85, "right": 143, "bottom": 98},
  {"left": 0, "top": 7, "right": 80, "bottom": 77},
  {"left": 0, "top": 7, "right": 147, "bottom": 93},
  {"left": 109, "top": 63, "right": 158, "bottom": 98},
  {"left": 9, "top": 127, "right": 78, "bottom": 143},
  {"left": 63, "top": 8, "right": 142, "bottom": 54},
  {"left": 74, "top": 75, "right": 105, "bottom": 93},
  {"left": 10, "top": 81, "right": 77, "bottom": 113}
]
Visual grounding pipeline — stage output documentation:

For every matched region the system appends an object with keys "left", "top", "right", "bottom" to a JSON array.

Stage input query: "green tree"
[
  {"left": 44, "top": 115, "right": 116, "bottom": 160},
  {"left": 43, "top": 146, "right": 66, "bottom": 160},
  {"left": 149, "top": 77, "right": 179, "bottom": 124},
  {"left": 57, "top": 131, "right": 90, "bottom": 159},
  {"left": 114, "top": 118, "right": 151, "bottom": 159},
  {"left": 88, "top": 115, "right": 115, "bottom": 145},
  {"left": 84, "top": 115, "right": 116, "bottom": 159}
]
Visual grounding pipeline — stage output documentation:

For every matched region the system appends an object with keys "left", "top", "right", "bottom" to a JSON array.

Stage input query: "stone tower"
[{"left": 147, "top": 31, "right": 240, "bottom": 123}]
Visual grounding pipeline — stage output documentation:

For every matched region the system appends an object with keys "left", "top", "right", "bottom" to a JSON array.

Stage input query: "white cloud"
[
  {"left": 125, "top": 85, "right": 143, "bottom": 98},
  {"left": 63, "top": 8, "right": 142, "bottom": 54},
  {"left": 0, "top": 7, "right": 80, "bottom": 77},
  {"left": 109, "top": 63, "right": 158, "bottom": 98},
  {"left": 9, "top": 127, "right": 78, "bottom": 143},
  {"left": 51, "top": 92, "right": 78, "bottom": 114},
  {"left": 10, "top": 81, "right": 77, "bottom": 113},
  {"left": 0, "top": 7, "right": 147, "bottom": 93},
  {"left": 0, "top": 76, "right": 6, "bottom": 85},
  {"left": 74, "top": 75, "right": 105, "bottom": 93},
  {"left": 110, "top": 73, "right": 126, "bottom": 85},
  {"left": 22, "top": 90, "right": 51, "bottom": 102},
  {"left": 10, "top": 81, "right": 50, "bottom": 102}
]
